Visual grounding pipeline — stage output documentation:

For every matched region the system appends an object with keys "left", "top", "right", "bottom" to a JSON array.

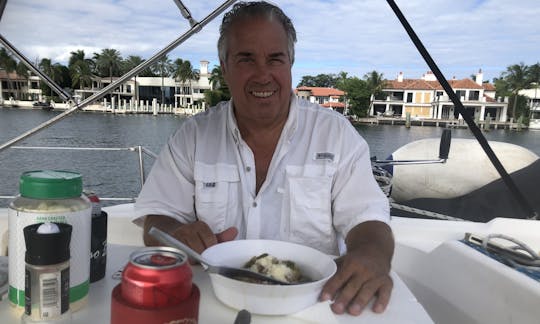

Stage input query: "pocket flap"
[{"left": 194, "top": 162, "right": 240, "bottom": 182}]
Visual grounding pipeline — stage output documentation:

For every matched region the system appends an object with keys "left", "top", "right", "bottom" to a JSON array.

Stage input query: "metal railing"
[{"left": 0, "top": 145, "right": 158, "bottom": 202}]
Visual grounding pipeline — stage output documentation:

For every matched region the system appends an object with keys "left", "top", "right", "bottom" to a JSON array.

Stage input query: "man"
[{"left": 134, "top": 1, "right": 394, "bottom": 316}]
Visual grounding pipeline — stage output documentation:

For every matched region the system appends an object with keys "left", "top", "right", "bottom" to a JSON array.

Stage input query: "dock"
[{"left": 353, "top": 117, "right": 526, "bottom": 130}]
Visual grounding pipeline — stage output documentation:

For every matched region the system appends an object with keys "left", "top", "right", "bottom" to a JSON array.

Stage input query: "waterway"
[{"left": 0, "top": 108, "right": 538, "bottom": 207}]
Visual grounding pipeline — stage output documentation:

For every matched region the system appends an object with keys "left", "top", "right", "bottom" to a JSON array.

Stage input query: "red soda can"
[
  {"left": 111, "top": 247, "right": 200, "bottom": 324},
  {"left": 121, "top": 247, "right": 193, "bottom": 308}
]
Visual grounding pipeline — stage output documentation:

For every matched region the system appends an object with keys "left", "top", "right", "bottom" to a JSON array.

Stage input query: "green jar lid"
[{"left": 20, "top": 170, "right": 83, "bottom": 199}]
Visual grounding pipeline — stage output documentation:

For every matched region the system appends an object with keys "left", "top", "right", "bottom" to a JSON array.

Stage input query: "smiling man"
[{"left": 134, "top": 1, "right": 394, "bottom": 316}]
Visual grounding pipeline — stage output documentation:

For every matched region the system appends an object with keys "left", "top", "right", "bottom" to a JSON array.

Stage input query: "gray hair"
[{"left": 217, "top": 1, "right": 297, "bottom": 64}]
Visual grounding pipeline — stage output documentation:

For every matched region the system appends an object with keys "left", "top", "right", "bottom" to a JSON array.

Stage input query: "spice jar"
[
  {"left": 22, "top": 222, "right": 72, "bottom": 324},
  {"left": 8, "top": 170, "right": 91, "bottom": 313}
]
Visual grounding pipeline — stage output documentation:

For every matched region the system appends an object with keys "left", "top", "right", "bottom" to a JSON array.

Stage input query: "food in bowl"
[
  {"left": 242, "top": 253, "right": 310, "bottom": 284},
  {"left": 201, "top": 239, "right": 337, "bottom": 315}
]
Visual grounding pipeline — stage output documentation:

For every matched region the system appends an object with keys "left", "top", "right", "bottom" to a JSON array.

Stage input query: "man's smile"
[{"left": 251, "top": 90, "right": 275, "bottom": 98}]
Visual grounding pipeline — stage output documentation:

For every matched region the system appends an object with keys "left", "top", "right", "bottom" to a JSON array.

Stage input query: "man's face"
[{"left": 221, "top": 17, "right": 293, "bottom": 125}]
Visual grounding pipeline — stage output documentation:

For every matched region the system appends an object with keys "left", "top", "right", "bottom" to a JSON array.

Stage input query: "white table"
[{"left": 0, "top": 244, "right": 433, "bottom": 324}]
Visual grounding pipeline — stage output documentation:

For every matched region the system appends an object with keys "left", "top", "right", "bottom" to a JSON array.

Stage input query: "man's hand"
[
  {"left": 320, "top": 221, "right": 394, "bottom": 316},
  {"left": 143, "top": 215, "right": 238, "bottom": 254}
]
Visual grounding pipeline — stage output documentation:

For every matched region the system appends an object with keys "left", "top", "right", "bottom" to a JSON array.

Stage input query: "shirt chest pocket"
[
  {"left": 284, "top": 165, "right": 336, "bottom": 247},
  {"left": 194, "top": 163, "right": 240, "bottom": 232}
]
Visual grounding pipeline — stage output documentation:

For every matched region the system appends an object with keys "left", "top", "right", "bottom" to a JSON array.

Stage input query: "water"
[{"left": 0, "top": 108, "right": 538, "bottom": 207}]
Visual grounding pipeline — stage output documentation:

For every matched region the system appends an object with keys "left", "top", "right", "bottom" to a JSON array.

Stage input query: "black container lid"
[{"left": 24, "top": 223, "right": 72, "bottom": 265}]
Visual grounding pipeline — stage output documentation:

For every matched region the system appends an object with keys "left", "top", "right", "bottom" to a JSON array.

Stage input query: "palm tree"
[
  {"left": 152, "top": 55, "right": 173, "bottom": 104},
  {"left": 38, "top": 58, "right": 67, "bottom": 100},
  {"left": 209, "top": 65, "right": 228, "bottom": 95},
  {"left": 527, "top": 62, "right": 540, "bottom": 118},
  {"left": 0, "top": 47, "right": 17, "bottom": 99},
  {"left": 122, "top": 55, "right": 145, "bottom": 104},
  {"left": 364, "top": 70, "right": 386, "bottom": 99},
  {"left": 502, "top": 62, "right": 531, "bottom": 119},
  {"left": 173, "top": 59, "right": 200, "bottom": 106},
  {"left": 38, "top": 58, "right": 54, "bottom": 98},
  {"left": 68, "top": 50, "right": 94, "bottom": 90},
  {"left": 203, "top": 65, "right": 229, "bottom": 106},
  {"left": 15, "top": 61, "right": 29, "bottom": 100},
  {"left": 93, "top": 48, "right": 122, "bottom": 83}
]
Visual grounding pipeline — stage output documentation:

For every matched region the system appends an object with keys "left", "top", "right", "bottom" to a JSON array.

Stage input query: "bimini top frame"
[{"left": 0, "top": 0, "right": 238, "bottom": 153}]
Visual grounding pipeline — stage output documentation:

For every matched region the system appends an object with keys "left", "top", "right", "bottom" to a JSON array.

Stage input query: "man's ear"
[{"left": 220, "top": 60, "right": 227, "bottom": 75}]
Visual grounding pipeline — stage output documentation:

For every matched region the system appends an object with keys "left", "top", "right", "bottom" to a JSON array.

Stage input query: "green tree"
[
  {"left": 204, "top": 65, "right": 230, "bottom": 106},
  {"left": 93, "top": 48, "right": 123, "bottom": 82},
  {"left": 493, "top": 76, "right": 511, "bottom": 99},
  {"left": 297, "top": 73, "right": 339, "bottom": 88},
  {"left": 0, "top": 47, "right": 17, "bottom": 99},
  {"left": 364, "top": 70, "right": 387, "bottom": 100},
  {"left": 38, "top": 58, "right": 69, "bottom": 101},
  {"left": 122, "top": 55, "right": 147, "bottom": 103},
  {"left": 172, "top": 58, "right": 200, "bottom": 106},
  {"left": 68, "top": 50, "right": 94, "bottom": 89},
  {"left": 527, "top": 62, "right": 540, "bottom": 89},
  {"left": 15, "top": 61, "right": 30, "bottom": 100},
  {"left": 123, "top": 55, "right": 154, "bottom": 77},
  {"left": 501, "top": 62, "right": 531, "bottom": 119},
  {"left": 153, "top": 55, "right": 173, "bottom": 104},
  {"left": 338, "top": 77, "right": 371, "bottom": 117}
]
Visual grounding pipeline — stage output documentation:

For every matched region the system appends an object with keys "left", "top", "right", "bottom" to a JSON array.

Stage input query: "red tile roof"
[
  {"left": 484, "top": 94, "right": 497, "bottom": 102},
  {"left": 384, "top": 78, "right": 492, "bottom": 91},
  {"left": 296, "top": 86, "right": 345, "bottom": 97},
  {"left": 0, "top": 70, "right": 27, "bottom": 80},
  {"left": 321, "top": 102, "right": 345, "bottom": 108}
]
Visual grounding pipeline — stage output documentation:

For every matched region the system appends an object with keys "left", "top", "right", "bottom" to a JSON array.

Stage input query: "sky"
[{"left": 1, "top": 0, "right": 539, "bottom": 87}]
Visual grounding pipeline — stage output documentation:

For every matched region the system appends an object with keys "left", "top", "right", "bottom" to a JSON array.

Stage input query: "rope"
[
  {"left": 481, "top": 234, "right": 540, "bottom": 267},
  {"left": 391, "top": 202, "right": 465, "bottom": 221}
]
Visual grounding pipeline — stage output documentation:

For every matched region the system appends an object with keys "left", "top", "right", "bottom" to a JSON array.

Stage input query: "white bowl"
[{"left": 201, "top": 239, "right": 337, "bottom": 315}]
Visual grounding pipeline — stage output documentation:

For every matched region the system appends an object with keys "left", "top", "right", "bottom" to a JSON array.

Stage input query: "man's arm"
[
  {"left": 320, "top": 220, "right": 394, "bottom": 316},
  {"left": 143, "top": 215, "right": 238, "bottom": 254}
]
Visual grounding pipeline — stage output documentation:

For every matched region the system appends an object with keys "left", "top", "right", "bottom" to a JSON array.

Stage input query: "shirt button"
[
  {"left": 252, "top": 202, "right": 257, "bottom": 207},
  {"left": 246, "top": 166, "right": 251, "bottom": 172}
]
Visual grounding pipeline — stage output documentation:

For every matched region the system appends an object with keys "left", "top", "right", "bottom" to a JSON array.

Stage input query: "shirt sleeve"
[
  {"left": 331, "top": 121, "right": 390, "bottom": 239},
  {"left": 132, "top": 125, "right": 197, "bottom": 227}
]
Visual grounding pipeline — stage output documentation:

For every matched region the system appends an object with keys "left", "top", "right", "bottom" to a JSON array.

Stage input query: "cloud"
[{"left": 1, "top": 0, "right": 539, "bottom": 86}]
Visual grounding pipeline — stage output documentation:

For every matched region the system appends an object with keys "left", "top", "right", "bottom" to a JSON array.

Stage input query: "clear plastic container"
[{"left": 8, "top": 170, "right": 91, "bottom": 313}]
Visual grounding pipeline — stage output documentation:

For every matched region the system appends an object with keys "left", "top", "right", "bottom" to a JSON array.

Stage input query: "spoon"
[{"left": 148, "top": 227, "right": 291, "bottom": 285}]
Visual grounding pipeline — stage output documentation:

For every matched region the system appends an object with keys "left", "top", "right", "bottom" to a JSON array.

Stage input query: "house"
[
  {"left": 519, "top": 85, "right": 540, "bottom": 129},
  {"left": 74, "top": 60, "right": 212, "bottom": 110},
  {"left": 371, "top": 70, "right": 508, "bottom": 122},
  {"left": 295, "top": 86, "right": 347, "bottom": 114},
  {"left": 0, "top": 70, "right": 43, "bottom": 102}
]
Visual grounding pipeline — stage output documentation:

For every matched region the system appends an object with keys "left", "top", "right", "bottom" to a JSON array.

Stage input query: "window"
[
  {"left": 406, "top": 93, "right": 413, "bottom": 103},
  {"left": 455, "top": 90, "right": 466, "bottom": 100},
  {"left": 468, "top": 91, "right": 480, "bottom": 101}
]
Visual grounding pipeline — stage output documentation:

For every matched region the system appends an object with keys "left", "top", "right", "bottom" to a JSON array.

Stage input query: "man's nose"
[{"left": 251, "top": 61, "right": 272, "bottom": 82}]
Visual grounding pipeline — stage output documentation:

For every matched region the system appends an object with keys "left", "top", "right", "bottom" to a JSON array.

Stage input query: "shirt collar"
[{"left": 226, "top": 99, "right": 241, "bottom": 144}]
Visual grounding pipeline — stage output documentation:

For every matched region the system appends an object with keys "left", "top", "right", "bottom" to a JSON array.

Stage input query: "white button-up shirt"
[{"left": 134, "top": 95, "right": 389, "bottom": 255}]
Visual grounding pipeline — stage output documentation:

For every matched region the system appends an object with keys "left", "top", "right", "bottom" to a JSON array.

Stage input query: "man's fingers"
[
  {"left": 216, "top": 227, "right": 238, "bottom": 243},
  {"left": 371, "top": 277, "right": 393, "bottom": 313},
  {"left": 348, "top": 275, "right": 393, "bottom": 316},
  {"left": 172, "top": 221, "right": 217, "bottom": 253},
  {"left": 320, "top": 258, "right": 352, "bottom": 303}
]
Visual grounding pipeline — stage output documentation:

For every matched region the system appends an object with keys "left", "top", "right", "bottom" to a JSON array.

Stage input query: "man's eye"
[
  {"left": 238, "top": 57, "right": 253, "bottom": 63},
  {"left": 269, "top": 58, "right": 285, "bottom": 65}
]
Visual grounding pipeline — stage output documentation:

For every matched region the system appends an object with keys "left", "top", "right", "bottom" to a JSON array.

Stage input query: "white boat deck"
[{"left": 2, "top": 204, "right": 540, "bottom": 323}]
